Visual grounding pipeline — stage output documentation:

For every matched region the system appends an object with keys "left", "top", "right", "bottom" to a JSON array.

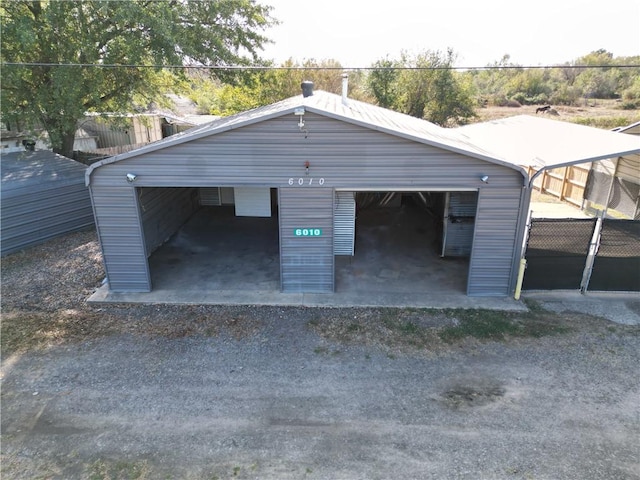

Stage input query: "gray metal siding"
[
  {"left": 90, "top": 184, "right": 150, "bottom": 291},
  {"left": 139, "top": 187, "right": 198, "bottom": 255},
  {"left": 199, "top": 187, "right": 221, "bottom": 206},
  {"left": 1, "top": 184, "right": 94, "bottom": 255},
  {"left": 279, "top": 188, "right": 334, "bottom": 293},
  {"left": 442, "top": 192, "right": 478, "bottom": 257},
  {"left": 467, "top": 187, "right": 523, "bottom": 296},
  {"left": 89, "top": 115, "right": 522, "bottom": 190},
  {"left": 90, "top": 114, "right": 525, "bottom": 296},
  {"left": 334, "top": 191, "right": 356, "bottom": 255},
  {"left": 1, "top": 151, "right": 94, "bottom": 256}
]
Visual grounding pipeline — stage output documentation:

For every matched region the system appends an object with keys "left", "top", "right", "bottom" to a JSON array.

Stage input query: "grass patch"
[
  {"left": 314, "top": 346, "right": 341, "bottom": 356},
  {"left": 439, "top": 310, "right": 520, "bottom": 342},
  {"left": 0, "top": 304, "right": 264, "bottom": 355},
  {"left": 570, "top": 114, "right": 640, "bottom": 130},
  {"left": 439, "top": 308, "right": 571, "bottom": 343},
  {"left": 88, "top": 459, "right": 150, "bottom": 480},
  {"left": 308, "top": 305, "right": 573, "bottom": 354},
  {"left": 1, "top": 309, "right": 105, "bottom": 356}
]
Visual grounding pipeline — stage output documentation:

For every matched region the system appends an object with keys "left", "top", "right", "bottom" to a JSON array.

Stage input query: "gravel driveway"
[{"left": 1, "top": 231, "right": 639, "bottom": 479}]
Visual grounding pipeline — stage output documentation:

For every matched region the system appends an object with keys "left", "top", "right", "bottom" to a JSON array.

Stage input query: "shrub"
[{"left": 618, "top": 100, "right": 640, "bottom": 110}]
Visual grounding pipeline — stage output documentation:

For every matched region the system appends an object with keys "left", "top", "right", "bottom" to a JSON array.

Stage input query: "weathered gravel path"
[{"left": 3, "top": 312, "right": 639, "bottom": 479}]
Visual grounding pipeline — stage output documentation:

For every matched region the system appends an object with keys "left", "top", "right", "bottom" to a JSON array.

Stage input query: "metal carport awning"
[{"left": 455, "top": 115, "right": 640, "bottom": 185}]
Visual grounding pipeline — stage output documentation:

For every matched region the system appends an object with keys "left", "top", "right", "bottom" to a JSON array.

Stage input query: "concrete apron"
[{"left": 89, "top": 205, "right": 526, "bottom": 312}]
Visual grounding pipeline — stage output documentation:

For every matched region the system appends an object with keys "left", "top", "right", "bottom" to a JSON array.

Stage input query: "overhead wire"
[{"left": 2, "top": 62, "right": 639, "bottom": 71}]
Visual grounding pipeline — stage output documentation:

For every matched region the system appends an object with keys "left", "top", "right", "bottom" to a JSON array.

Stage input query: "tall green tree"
[
  {"left": 368, "top": 49, "right": 476, "bottom": 126},
  {"left": 367, "top": 57, "right": 400, "bottom": 109},
  {"left": 179, "top": 58, "right": 372, "bottom": 117},
  {"left": 1, "top": 0, "right": 276, "bottom": 157}
]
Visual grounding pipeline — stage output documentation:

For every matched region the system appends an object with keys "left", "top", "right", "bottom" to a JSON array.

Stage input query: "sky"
[{"left": 260, "top": 0, "right": 640, "bottom": 67}]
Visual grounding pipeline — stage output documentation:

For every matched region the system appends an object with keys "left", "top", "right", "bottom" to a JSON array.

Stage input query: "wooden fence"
[{"left": 527, "top": 164, "right": 591, "bottom": 206}]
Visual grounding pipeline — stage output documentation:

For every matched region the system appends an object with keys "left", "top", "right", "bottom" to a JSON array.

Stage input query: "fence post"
[
  {"left": 580, "top": 210, "right": 604, "bottom": 294},
  {"left": 560, "top": 167, "right": 569, "bottom": 202}
]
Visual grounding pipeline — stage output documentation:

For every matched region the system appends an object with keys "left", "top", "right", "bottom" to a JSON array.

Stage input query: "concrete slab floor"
[{"left": 89, "top": 205, "right": 526, "bottom": 312}]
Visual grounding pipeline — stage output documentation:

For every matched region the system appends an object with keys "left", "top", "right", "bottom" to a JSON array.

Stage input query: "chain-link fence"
[
  {"left": 523, "top": 218, "right": 640, "bottom": 292},
  {"left": 523, "top": 219, "right": 597, "bottom": 290},
  {"left": 588, "top": 219, "right": 640, "bottom": 291}
]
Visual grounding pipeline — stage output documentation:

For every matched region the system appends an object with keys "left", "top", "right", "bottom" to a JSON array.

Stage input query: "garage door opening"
[
  {"left": 143, "top": 187, "right": 280, "bottom": 292},
  {"left": 335, "top": 191, "right": 474, "bottom": 295}
]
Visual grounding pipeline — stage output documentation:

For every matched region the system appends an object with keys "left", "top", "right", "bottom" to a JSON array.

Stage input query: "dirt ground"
[
  {"left": 475, "top": 101, "right": 640, "bottom": 127},
  {"left": 2, "top": 230, "right": 640, "bottom": 480}
]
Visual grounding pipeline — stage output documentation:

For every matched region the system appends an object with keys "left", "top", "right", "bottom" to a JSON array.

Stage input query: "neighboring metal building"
[
  {"left": 584, "top": 121, "right": 640, "bottom": 219},
  {"left": 86, "top": 87, "right": 640, "bottom": 297},
  {"left": 1, "top": 150, "right": 94, "bottom": 256}
]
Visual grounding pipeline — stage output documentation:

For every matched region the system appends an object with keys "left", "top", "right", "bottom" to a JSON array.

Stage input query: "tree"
[
  {"left": 368, "top": 49, "right": 476, "bottom": 127},
  {"left": 1, "top": 0, "right": 276, "bottom": 158},
  {"left": 367, "top": 57, "right": 400, "bottom": 109},
  {"left": 177, "top": 58, "right": 373, "bottom": 117}
]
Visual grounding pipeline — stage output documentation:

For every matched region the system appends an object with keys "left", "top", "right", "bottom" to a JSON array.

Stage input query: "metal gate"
[
  {"left": 587, "top": 219, "right": 640, "bottom": 291},
  {"left": 523, "top": 218, "right": 598, "bottom": 290}
]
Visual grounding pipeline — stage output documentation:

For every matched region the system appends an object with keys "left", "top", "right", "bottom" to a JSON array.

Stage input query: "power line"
[{"left": 2, "top": 62, "right": 639, "bottom": 71}]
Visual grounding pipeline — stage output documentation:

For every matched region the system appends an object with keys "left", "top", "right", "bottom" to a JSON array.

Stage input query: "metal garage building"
[
  {"left": 2, "top": 150, "right": 94, "bottom": 256},
  {"left": 86, "top": 86, "right": 640, "bottom": 298}
]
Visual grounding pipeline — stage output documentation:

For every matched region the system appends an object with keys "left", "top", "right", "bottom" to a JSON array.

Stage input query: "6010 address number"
[{"left": 288, "top": 177, "right": 325, "bottom": 186}]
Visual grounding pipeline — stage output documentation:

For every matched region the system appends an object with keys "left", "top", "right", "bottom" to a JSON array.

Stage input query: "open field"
[{"left": 475, "top": 100, "right": 640, "bottom": 129}]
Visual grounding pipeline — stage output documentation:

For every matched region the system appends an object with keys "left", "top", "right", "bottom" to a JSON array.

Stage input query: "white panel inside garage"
[{"left": 234, "top": 187, "right": 272, "bottom": 217}]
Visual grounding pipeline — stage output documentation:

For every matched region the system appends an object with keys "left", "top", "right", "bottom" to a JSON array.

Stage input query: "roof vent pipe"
[
  {"left": 341, "top": 74, "right": 349, "bottom": 106},
  {"left": 301, "top": 80, "right": 314, "bottom": 98}
]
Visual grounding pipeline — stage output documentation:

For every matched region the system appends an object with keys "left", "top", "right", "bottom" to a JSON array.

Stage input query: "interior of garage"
[
  {"left": 144, "top": 188, "right": 471, "bottom": 296},
  {"left": 139, "top": 188, "right": 473, "bottom": 295},
  {"left": 145, "top": 187, "right": 281, "bottom": 292},
  {"left": 335, "top": 192, "right": 471, "bottom": 295}
]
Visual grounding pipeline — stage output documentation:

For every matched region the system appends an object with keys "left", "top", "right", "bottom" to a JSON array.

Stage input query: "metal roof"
[
  {"left": 2, "top": 150, "right": 88, "bottom": 195},
  {"left": 613, "top": 120, "right": 640, "bottom": 135},
  {"left": 86, "top": 91, "right": 524, "bottom": 184},
  {"left": 86, "top": 91, "right": 640, "bottom": 186},
  {"left": 456, "top": 115, "right": 640, "bottom": 170}
]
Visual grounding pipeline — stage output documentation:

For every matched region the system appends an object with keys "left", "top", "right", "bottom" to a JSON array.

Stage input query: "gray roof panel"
[{"left": 2, "top": 150, "right": 88, "bottom": 194}]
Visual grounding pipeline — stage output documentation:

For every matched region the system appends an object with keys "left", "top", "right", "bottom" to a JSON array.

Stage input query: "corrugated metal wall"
[
  {"left": 467, "top": 187, "right": 523, "bottom": 296},
  {"left": 199, "top": 187, "right": 221, "bottom": 206},
  {"left": 334, "top": 191, "right": 356, "bottom": 255},
  {"left": 279, "top": 188, "right": 334, "bottom": 293},
  {"left": 1, "top": 152, "right": 94, "bottom": 256},
  {"left": 89, "top": 184, "right": 150, "bottom": 291},
  {"left": 2, "top": 183, "right": 94, "bottom": 255},
  {"left": 138, "top": 187, "right": 198, "bottom": 255},
  {"left": 90, "top": 113, "right": 525, "bottom": 295},
  {"left": 442, "top": 191, "right": 478, "bottom": 257}
]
